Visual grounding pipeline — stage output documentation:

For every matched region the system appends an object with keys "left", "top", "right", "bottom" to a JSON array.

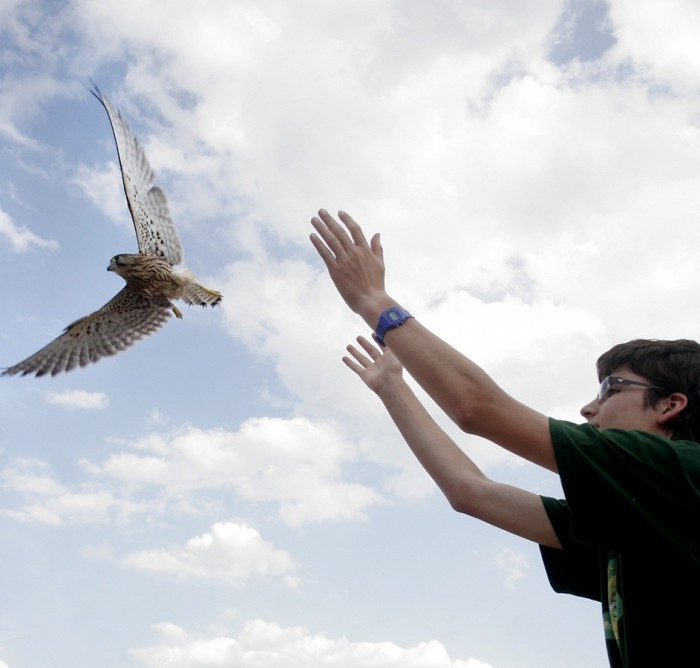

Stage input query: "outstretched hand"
[
  {"left": 343, "top": 335, "right": 404, "bottom": 395},
  {"left": 310, "top": 210, "right": 392, "bottom": 323}
]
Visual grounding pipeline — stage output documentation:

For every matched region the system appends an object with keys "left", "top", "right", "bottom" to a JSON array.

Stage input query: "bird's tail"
[
  {"left": 181, "top": 280, "right": 223, "bottom": 307},
  {"left": 174, "top": 268, "right": 222, "bottom": 307}
]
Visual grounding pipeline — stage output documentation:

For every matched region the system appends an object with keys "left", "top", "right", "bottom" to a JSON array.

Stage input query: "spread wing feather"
[
  {"left": 1, "top": 288, "right": 171, "bottom": 377},
  {"left": 91, "top": 85, "right": 184, "bottom": 265}
]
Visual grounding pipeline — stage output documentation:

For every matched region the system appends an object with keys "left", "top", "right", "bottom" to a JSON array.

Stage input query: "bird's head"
[{"left": 107, "top": 254, "right": 138, "bottom": 276}]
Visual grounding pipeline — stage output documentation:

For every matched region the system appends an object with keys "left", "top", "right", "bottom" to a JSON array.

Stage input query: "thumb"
[{"left": 370, "top": 232, "right": 384, "bottom": 261}]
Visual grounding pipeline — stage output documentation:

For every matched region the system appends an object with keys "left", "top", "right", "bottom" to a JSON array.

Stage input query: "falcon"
[{"left": 2, "top": 85, "right": 222, "bottom": 377}]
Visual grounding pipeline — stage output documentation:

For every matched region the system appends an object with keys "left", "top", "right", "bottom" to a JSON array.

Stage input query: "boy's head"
[{"left": 596, "top": 339, "right": 700, "bottom": 442}]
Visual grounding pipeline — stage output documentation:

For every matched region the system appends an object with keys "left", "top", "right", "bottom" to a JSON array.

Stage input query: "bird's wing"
[
  {"left": 91, "top": 84, "right": 184, "bottom": 265},
  {"left": 1, "top": 288, "right": 171, "bottom": 377}
]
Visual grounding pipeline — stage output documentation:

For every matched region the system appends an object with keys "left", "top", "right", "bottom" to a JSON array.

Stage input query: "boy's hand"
[
  {"left": 343, "top": 335, "right": 404, "bottom": 396},
  {"left": 310, "top": 210, "right": 394, "bottom": 324}
]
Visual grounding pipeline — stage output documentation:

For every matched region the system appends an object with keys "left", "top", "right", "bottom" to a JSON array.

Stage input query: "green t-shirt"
[{"left": 540, "top": 418, "right": 700, "bottom": 667}]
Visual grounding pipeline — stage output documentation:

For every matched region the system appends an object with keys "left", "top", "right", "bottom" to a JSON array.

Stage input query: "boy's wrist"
[
  {"left": 375, "top": 374, "right": 409, "bottom": 401},
  {"left": 359, "top": 294, "right": 400, "bottom": 329},
  {"left": 373, "top": 307, "right": 414, "bottom": 347}
]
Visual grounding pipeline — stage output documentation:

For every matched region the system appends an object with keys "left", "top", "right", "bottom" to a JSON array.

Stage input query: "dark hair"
[{"left": 596, "top": 339, "right": 700, "bottom": 442}]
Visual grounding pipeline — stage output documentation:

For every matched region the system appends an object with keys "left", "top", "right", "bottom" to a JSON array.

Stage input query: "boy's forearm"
[
  {"left": 378, "top": 315, "right": 556, "bottom": 471},
  {"left": 375, "top": 374, "right": 560, "bottom": 547},
  {"left": 376, "top": 316, "right": 505, "bottom": 433},
  {"left": 376, "top": 374, "right": 487, "bottom": 508}
]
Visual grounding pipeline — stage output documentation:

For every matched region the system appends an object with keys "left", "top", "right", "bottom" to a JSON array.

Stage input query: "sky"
[{"left": 1, "top": 0, "right": 699, "bottom": 666}]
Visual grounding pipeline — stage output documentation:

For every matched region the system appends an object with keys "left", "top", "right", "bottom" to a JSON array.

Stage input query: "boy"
[{"left": 310, "top": 209, "right": 700, "bottom": 667}]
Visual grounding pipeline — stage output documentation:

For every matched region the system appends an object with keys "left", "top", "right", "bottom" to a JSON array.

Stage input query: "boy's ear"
[{"left": 658, "top": 392, "right": 689, "bottom": 425}]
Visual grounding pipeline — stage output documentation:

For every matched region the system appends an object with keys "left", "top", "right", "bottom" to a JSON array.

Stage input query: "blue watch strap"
[{"left": 374, "top": 307, "right": 414, "bottom": 347}]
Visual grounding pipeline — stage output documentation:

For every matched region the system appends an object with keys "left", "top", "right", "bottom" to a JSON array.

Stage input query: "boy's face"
[{"left": 580, "top": 366, "right": 668, "bottom": 434}]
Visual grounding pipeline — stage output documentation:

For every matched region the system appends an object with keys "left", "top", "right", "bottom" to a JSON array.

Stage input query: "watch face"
[{"left": 376, "top": 308, "right": 412, "bottom": 347}]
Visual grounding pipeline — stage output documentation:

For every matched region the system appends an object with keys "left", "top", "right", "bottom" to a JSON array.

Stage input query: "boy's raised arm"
[
  {"left": 311, "top": 209, "right": 557, "bottom": 471},
  {"left": 344, "top": 336, "right": 560, "bottom": 548}
]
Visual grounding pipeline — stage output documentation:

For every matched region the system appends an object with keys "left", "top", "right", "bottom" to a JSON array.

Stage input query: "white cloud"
[
  {"left": 0, "top": 458, "right": 143, "bottom": 525},
  {"left": 63, "top": 0, "right": 565, "bottom": 241},
  {"left": 122, "top": 521, "right": 296, "bottom": 587},
  {"left": 130, "top": 618, "right": 494, "bottom": 668},
  {"left": 608, "top": 0, "right": 700, "bottom": 91},
  {"left": 0, "top": 488, "right": 140, "bottom": 526},
  {"left": 0, "top": 458, "right": 65, "bottom": 496},
  {"left": 0, "top": 71, "right": 68, "bottom": 146},
  {"left": 220, "top": 256, "right": 362, "bottom": 412},
  {"left": 45, "top": 389, "right": 109, "bottom": 410},
  {"left": 73, "top": 161, "right": 133, "bottom": 230},
  {"left": 86, "top": 417, "right": 382, "bottom": 526},
  {"left": 1, "top": 416, "right": 382, "bottom": 528},
  {"left": 0, "top": 207, "right": 57, "bottom": 252}
]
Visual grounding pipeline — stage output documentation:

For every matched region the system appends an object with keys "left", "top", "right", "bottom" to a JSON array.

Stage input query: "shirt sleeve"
[
  {"left": 548, "top": 418, "right": 700, "bottom": 555},
  {"left": 539, "top": 496, "right": 602, "bottom": 601}
]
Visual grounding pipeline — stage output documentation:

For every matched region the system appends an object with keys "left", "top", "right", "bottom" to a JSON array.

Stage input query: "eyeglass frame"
[{"left": 598, "top": 376, "right": 672, "bottom": 403}]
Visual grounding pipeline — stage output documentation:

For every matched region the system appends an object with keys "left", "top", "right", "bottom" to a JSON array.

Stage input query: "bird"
[{"left": 2, "top": 85, "right": 222, "bottom": 377}]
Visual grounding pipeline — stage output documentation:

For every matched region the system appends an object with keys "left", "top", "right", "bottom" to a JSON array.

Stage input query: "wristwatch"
[{"left": 374, "top": 306, "right": 414, "bottom": 347}]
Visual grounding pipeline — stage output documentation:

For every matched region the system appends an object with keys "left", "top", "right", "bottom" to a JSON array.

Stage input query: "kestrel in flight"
[{"left": 2, "top": 85, "right": 222, "bottom": 377}]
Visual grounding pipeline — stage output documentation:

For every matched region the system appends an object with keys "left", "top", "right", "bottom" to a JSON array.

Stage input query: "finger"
[
  {"left": 356, "top": 335, "right": 380, "bottom": 359},
  {"left": 338, "top": 210, "right": 370, "bottom": 247},
  {"left": 311, "top": 216, "right": 347, "bottom": 261},
  {"left": 346, "top": 343, "right": 371, "bottom": 367},
  {"left": 370, "top": 232, "right": 383, "bottom": 262},
  {"left": 318, "top": 209, "right": 358, "bottom": 254},
  {"left": 342, "top": 355, "right": 365, "bottom": 376},
  {"left": 309, "top": 232, "right": 337, "bottom": 268}
]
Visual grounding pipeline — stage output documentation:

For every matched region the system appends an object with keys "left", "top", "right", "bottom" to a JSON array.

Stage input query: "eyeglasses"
[{"left": 598, "top": 376, "right": 671, "bottom": 402}]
